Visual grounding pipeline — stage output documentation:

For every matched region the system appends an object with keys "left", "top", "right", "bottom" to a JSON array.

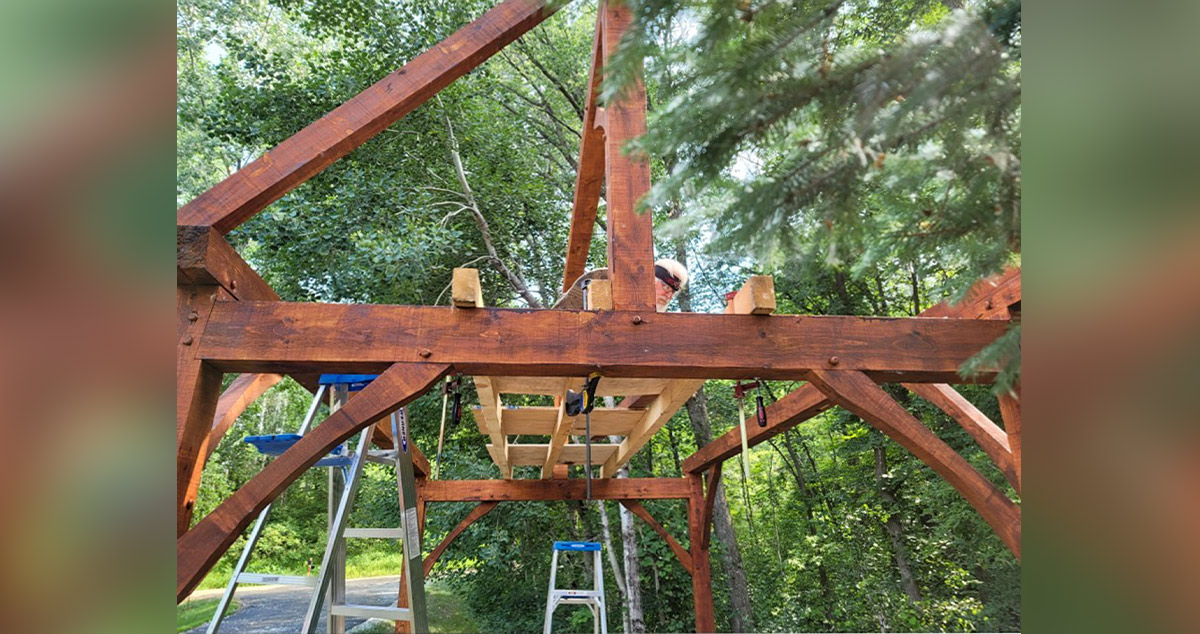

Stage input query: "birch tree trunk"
[{"left": 683, "top": 389, "right": 755, "bottom": 633}]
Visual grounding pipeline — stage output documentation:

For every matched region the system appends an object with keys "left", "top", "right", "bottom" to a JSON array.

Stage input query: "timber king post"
[{"left": 176, "top": 1, "right": 1022, "bottom": 632}]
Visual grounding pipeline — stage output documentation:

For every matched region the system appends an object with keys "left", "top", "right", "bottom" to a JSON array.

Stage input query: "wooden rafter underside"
[{"left": 471, "top": 374, "right": 702, "bottom": 477}]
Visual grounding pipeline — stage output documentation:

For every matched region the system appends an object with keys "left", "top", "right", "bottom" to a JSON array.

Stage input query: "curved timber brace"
[{"left": 177, "top": 362, "right": 451, "bottom": 601}]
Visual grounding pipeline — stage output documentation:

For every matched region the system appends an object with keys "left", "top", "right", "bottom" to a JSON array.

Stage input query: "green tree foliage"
[{"left": 179, "top": 0, "right": 1019, "bottom": 630}]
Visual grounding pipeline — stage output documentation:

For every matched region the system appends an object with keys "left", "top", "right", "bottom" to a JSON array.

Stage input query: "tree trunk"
[
  {"left": 595, "top": 499, "right": 629, "bottom": 633},
  {"left": 609, "top": 440, "right": 645, "bottom": 633},
  {"left": 873, "top": 445, "right": 922, "bottom": 603},
  {"left": 683, "top": 389, "right": 755, "bottom": 633}
]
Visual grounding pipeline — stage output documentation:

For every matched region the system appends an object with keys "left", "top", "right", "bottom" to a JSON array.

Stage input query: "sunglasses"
[{"left": 654, "top": 265, "right": 681, "bottom": 292}]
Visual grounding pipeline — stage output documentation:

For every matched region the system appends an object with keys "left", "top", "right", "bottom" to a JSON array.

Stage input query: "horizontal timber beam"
[
  {"left": 177, "top": 0, "right": 560, "bottom": 233},
  {"left": 196, "top": 301, "right": 1007, "bottom": 382},
  {"left": 419, "top": 478, "right": 691, "bottom": 501}
]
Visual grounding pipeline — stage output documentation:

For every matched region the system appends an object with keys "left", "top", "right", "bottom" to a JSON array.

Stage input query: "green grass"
[
  {"left": 177, "top": 597, "right": 237, "bottom": 633},
  {"left": 344, "top": 581, "right": 478, "bottom": 634},
  {"left": 197, "top": 550, "right": 407, "bottom": 591},
  {"left": 426, "top": 581, "right": 479, "bottom": 633}
]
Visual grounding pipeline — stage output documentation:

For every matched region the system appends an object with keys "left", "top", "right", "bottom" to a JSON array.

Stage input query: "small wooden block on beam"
[
  {"left": 730, "top": 275, "right": 775, "bottom": 315},
  {"left": 452, "top": 268, "right": 484, "bottom": 308},
  {"left": 585, "top": 279, "right": 612, "bottom": 311}
]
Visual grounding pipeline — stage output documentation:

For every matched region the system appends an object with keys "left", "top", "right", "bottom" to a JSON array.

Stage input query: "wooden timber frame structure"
[{"left": 175, "top": 1, "right": 1023, "bottom": 631}]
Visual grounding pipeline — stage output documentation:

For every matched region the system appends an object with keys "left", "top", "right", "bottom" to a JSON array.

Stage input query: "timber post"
[{"left": 687, "top": 473, "right": 716, "bottom": 633}]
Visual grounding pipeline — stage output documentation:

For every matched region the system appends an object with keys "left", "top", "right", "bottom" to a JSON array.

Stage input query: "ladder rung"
[
  {"left": 236, "top": 573, "right": 318, "bottom": 587},
  {"left": 330, "top": 604, "right": 413, "bottom": 621},
  {"left": 365, "top": 451, "right": 397, "bottom": 465},
  {"left": 344, "top": 527, "right": 404, "bottom": 539}
]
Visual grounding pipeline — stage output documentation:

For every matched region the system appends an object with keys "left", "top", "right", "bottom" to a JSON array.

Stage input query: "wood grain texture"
[
  {"left": 687, "top": 473, "right": 716, "bottom": 633},
  {"left": 807, "top": 369, "right": 1021, "bottom": 558},
  {"left": 180, "top": 372, "right": 283, "bottom": 537},
  {"left": 177, "top": 285, "right": 226, "bottom": 536},
  {"left": 682, "top": 267, "right": 1021, "bottom": 474},
  {"left": 422, "top": 502, "right": 499, "bottom": 576},
  {"left": 494, "top": 376, "right": 670, "bottom": 396},
  {"left": 451, "top": 268, "right": 484, "bottom": 308},
  {"left": 997, "top": 384, "right": 1022, "bottom": 495},
  {"left": 619, "top": 500, "right": 693, "bottom": 575},
  {"left": 683, "top": 383, "right": 832, "bottom": 474},
  {"left": 920, "top": 267, "right": 1021, "bottom": 319},
  {"left": 177, "top": 0, "right": 558, "bottom": 233},
  {"left": 205, "top": 373, "right": 283, "bottom": 462},
  {"left": 197, "top": 302, "right": 1008, "bottom": 382},
  {"left": 177, "top": 362, "right": 449, "bottom": 601},
  {"left": 731, "top": 276, "right": 776, "bottom": 315},
  {"left": 177, "top": 226, "right": 279, "bottom": 301},
  {"left": 903, "top": 382, "right": 1017, "bottom": 491},
  {"left": 491, "top": 405, "right": 640, "bottom": 436},
  {"left": 540, "top": 379, "right": 574, "bottom": 477},
  {"left": 600, "top": 2, "right": 655, "bottom": 312},
  {"left": 494, "top": 443, "right": 618, "bottom": 466},
  {"left": 419, "top": 478, "right": 690, "bottom": 501},
  {"left": 700, "top": 467, "right": 721, "bottom": 551},
  {"left": 602, "top": 379, "right": 704, "bottom": 477},
  {"left": 562, "top": 15, "right": 606, "bottom": 292},
  {"left": 472, "top": 376, "right": 510, "bottom": 477}
]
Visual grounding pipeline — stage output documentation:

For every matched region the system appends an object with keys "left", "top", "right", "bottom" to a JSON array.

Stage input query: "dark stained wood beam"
[
  {"left": 177, "top": 362, "right": 449, "bottom": 601},
  {"left": 687, "top": 473, "right": 716, "bottom": 633},
  {"left": 619, "top": 500, "right": 693, "bottom": 575},
  {"left": 177, "top": 226, "right": 279, "bottom": 301},
  {"left": 177, "top": 285, "right": 228, "bottom": 536},
  {"left": 682, "top": 268, "right": 1022, "bottom": 474},
  {"left": 205, "top": 373, "right": 283, "bottom": 463},
  {"left": 600, "top": 1, "right": 655, "bottom": 312},
  {"left": 997, "top": 384, "right": 1022, "bottom": 495},
  {"left": 422, "top": 502, "right": 499, "bottom": 576},
  {"left": 683, "top": 383, "right": 832, "bottom": 474},
  {"left": 806, "top": 369, "right": 1021, "bottom": 559},
  {"left": 419, "top": 478, "right": 691, "bottom": 501},
  {"left": 176, "top": 0, "right": 560, "bottom": 234},
  {"left": 561, "top": 14, "right": 605, "bottom": 292},
  {"left": 699, "top": 466, "right": 720, "bottom": 551},
  {"left": 903, "top": 382, "right": 1018, "bottom": 491},
  {"left": 921, "top": 267, "right": 1021, "bottom": 320},
  {"left": 196, "top": 301, "right": 1008, "bottom": 382}
]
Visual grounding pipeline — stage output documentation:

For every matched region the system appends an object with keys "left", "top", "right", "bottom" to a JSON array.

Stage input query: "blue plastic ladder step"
[
  {"left": 553, "top": 541, "right": 601, "bottom": 551},
  {"left": 318, "top": 374, "right": 379, "bottom": 392},
  {"left": 243, "top": 434, "right": 351, "bottom": 467}
]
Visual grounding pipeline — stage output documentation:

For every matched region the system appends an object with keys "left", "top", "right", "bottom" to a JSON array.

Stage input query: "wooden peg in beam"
[{"left": 452, "top": 268, "right": 484, "bottom": 308}]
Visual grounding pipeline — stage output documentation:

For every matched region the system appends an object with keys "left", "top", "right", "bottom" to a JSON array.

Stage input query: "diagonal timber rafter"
[{"left": 177, "top": 0, "right": 560, "bottom": 234}]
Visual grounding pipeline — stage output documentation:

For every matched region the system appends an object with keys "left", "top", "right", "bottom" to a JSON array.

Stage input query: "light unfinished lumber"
[
  {"left": 601, "top": 379, "right": 704, "bottom": 477},
  {"left": 490, "top": 443, "right": 618, "bottom": 467},
  {"left": 451, "top": 268, "right": 484, "bottom": 308},
  {"left": 472, "top": 376, "right": 510, "bottom": 478}
]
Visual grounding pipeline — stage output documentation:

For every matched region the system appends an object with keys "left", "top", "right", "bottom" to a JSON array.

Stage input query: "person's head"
[{"left": 654, "top": 258, "right": 688, "bottom": 311}]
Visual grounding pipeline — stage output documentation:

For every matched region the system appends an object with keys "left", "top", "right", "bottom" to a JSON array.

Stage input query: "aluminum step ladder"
[
  {"left": 206, "top": 374, "right": 428, "bottom": 634},
  {"left": 543, "top": 541, "right": 608, "bottom": 634}
]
